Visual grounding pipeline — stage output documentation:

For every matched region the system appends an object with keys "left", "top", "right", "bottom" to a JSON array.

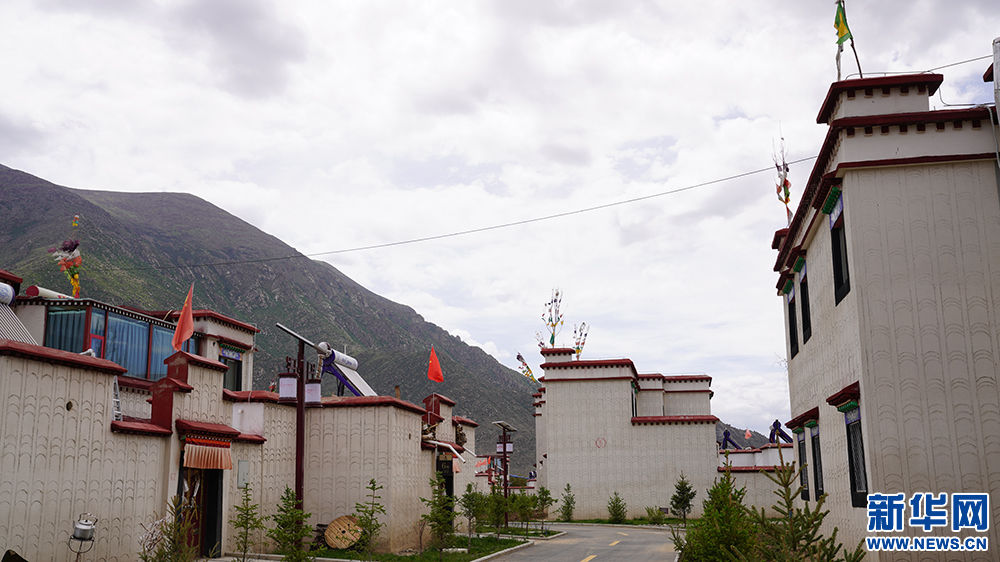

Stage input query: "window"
[
  {"left": 810, "top": 425, "right": 824, "bottom": 496},
  {"left": 797, "top": 431, "right": 809, "bottom": 501},
  {"left": 45, "top": 306, "right": 86, "bottom": 352},
  {"left": 787, "top": 291, "right": 799, "bottom": 358},
  {"left": 800, "top": 270, "right": 812, "bottom": 343},
  {"left": 89, "top": 309, "right": 106, "bottom": 357},
  {"left": 149, "top": 326, "right": 174, "bottom": 381},
  {"left": 106, "top": 312, "right": 150, "bottom": 377},
  {"left": 845, "top": 407, "right": 868, "bottom": 507},
  {"left": 830, "top": 196, "right": 850, "bottom": 304},
  {"left": 220, "top": 354, "right": 243, "bottom": 392}
]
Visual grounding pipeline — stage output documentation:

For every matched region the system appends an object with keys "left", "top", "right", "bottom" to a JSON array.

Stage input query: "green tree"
[
  {"left": 607, "top": 491, "right": 627, "bottom": 524},
  {"left": 558, "top": 483, "right": 575, "bottom": 522},
  {"left": 534, "top": 486, "right": 557, "bottom": 534},
  {"left": 267, "top": 486, "right": 315, "bottom": 562},
  {"left": 645, "top": 506, "right": 666, "bottom": 525},
  {"left": 457, "top": 483, "right": 486, "bottom": 549},
  {"left": 138, "top": 495, "right": 199, "bottom": 562},
  {"left": 733, "top": 453, "right": 865, "bottom": 562},
  {"left": 671, "top": 472, "right": 697, "bottom": 524},
  {"left": 353, "top": 478, "right": 387, "bottom": 557},
  {"left": 511, "top": 493, "right": 537, "bottom": 534},
  {"left": 672, "top": 467, "right": 755, "bottom": 562},
  {"left": 230, "top": 484, "right": 266, "bottom": 562},
  {"left": 420, "top": 473, "right": 456, "bottom": 551},
  {"left": 486, "top": 481, "right": 507, "bottom": 534}
]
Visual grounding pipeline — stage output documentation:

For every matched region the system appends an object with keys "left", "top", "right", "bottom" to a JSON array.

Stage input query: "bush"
[
  {"left": 535, "top": 486, "right": 557, "bottom": 533},
  {"left": 457, "top": 483, "right": 486, "bottom": 549},
  {"left": 511, "top": 493, "right": 537, "bottom": 533},
  {"left": 672, "top": 468, "right": 755, "bottom": 561},
  {"left": 607, "top": 492, "right": 627, "bottom": 524},
  {"left": 671, "top": 472, "right": 697, "bottom": 524},
  {"left": 138, "top": 495, "right": 199, "bottom": 562},
  {"left": 230, "top": 484, "right": 266, "bottom": 562},
  {"left": 420, "top": 473, "right": 455, "bottom": 550},
  {"left": 267, "top": 487, "right": 315, "bottom": 562},
  {"left": 353, "top": 478, "right": 386, "bottom": 556},
  {"left": 558, "top": 483, "right": 575, "bottom": 522},
  {"left": 645, "top": 506, "right": 666, "bottom": 525},
  {"left": 486, "top": 482, "right": 508, "bottom": 533}
]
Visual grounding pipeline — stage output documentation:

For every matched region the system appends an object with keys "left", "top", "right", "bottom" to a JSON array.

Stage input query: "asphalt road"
[{"left": 488, "top": 524, "right": 679, "bottom": 562}]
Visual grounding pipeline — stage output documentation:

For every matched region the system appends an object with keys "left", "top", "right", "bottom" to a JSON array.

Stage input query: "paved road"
[{"left": 489, "top": 524, "right": 678, "bottom": 562}]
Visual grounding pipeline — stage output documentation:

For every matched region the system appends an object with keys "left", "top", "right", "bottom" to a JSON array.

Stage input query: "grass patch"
[
  {"left": 312, "top": 535, "right": 524, "bottom": 561},
  {"left": 474, "top": 525, "right": 560, "bottom": 537}
]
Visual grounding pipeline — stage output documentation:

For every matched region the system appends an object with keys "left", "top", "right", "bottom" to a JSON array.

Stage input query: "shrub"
[
  {"left": 230, "top": 484, "right": 266, "bottom": 562},
  {"left": 353, "top": 478, "right": 386, "bottom": 556},
  {"left": 486, "top": 481, "right": 507, "bottom": 533},
  {"left": 607, "top": 491, "right": 627, "bottom": 524},
  {"left": 511, "top": 493, "right": 537, "bottom": 533},
  {"left": 558, "top": 483, "right": 575, "bottom": 522},
  {"left": 671, "top": 472, "right": 697, "bottom": 524},
  {"left": 535, "top": 486, "right": 557, "bottom": 533},
  {"left": 420, "top": 473, "right": 455, "bottom": 550},
  {"left": 267, "top": 487, "right": 315, "bottom": 562},
  {"left": 645, "top": 506, "right": 666, "bottom": 525},
  {"left": 138, "top": 495, "right": 199, "bottom": 562},
  {"left": 457, "top": 483, "right": 486, "bottom": 548},
  {"left": 672, "top": 468, "right": 755, "bottom": 562}
]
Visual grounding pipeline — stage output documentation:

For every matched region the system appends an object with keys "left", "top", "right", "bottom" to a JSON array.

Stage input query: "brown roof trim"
[
  {"left": 631, "top": 415, "right": 719, "bottom": 425},
  {"left": 775, "top": 105, "right": 999, "bottom": 267},
  {"left": 721, "top": 465, "right": 780, "bottom": 473},
  {"left": 168, "top": 350, "right": 228, "bottom": 372},
  {"left": 826, "top": 381, "right": 861, "bottom": 407},
  {"left": 223, "top": 389, "right": 279, "bottom": 403},
  {"left": 0, "top": 339, "right": 127, "bottom": 374},
  {"left": 816, "top": 74, "right": 943, "bottom": 124},
  {"left": 452, "top": 415, "right": 479, "bottom": 427},
  {"left": 540, "top": 347, "right": 576, "bottom": 356},
  {"left": 111, "top": 420, "right": 172, "bottom": 437},
  {"left": 771, "top": 228, "right": 789, "bottom": 250},
  {"left": 176, "top": 419, "right": 241, "bottom": 438},
  {"left": 426, "top": 393, "right": 456, "bottom": 406},
  {"left": 760, "top": 442, "right": 793, "bottom": 449},
  {"left": 637, "top": 373, "right": 664, "bottom": 380},
  {"left": 985, "top": 63, "right": 994, "bottom": 83},
  {"left": 0, "top": 270, "right": 23, "bottom": 285},
  {"left": 234, "top": 433, "right": 266, "bottom": 444},
  {"left": 663, "top": 374, "right": 712, "bottom": 383},
  {"left": 532, "top": 392, "right": 542, "bottom": 398},
  {"left": 321, "top": 395, "right": 427, "bottom": 415},
  {"left": 543, "top": 376, "right": 635, "bottom": 383},
  {"left": 152, "top": 309, "right": 260, "bottom": 334},
  {"left": 786, "top": 406, "right": 820, "bottom": 430},
  {"left": 117, "top": 375, "right": 155, "bottom": 391},
  {"left": 664, "top": 389, "right": 713, "bottom": 393},
  {"left": 211, "top": 334, "right": 253, "bottom": 351},
  {"left": 533, "top": 412, "right": 542, "bottom": 416}
]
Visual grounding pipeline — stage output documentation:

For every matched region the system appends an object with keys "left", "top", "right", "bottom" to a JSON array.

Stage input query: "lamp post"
[
  {"left": 275, "top": 323, "right": 316, "bottom": 509},
  {"left": 492, "top": 421, "right": 516, "bottom": 527}
]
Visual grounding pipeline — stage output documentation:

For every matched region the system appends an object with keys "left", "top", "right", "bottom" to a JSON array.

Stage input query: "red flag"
[
  {"left": 427, "top": 347, "right": 443, "bottom": 382},
  {"left": 745, "top": 429, "right": 753, "bottom": 441},
  {"left": 475, "top": 456, "right": 490, "bottom": 468},
  {"left": 172, "top": 283, "right": 194, "bottom": 352}
]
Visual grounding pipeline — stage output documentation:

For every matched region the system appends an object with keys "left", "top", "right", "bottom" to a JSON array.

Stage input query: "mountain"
[{"left": 0, "top": 164, "right": 538, "bottom": 471}]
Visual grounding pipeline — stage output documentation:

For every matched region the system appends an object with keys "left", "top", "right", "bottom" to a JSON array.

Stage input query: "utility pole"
[{"left": 492, "top": 421, "right": 517, "bottom": 528}]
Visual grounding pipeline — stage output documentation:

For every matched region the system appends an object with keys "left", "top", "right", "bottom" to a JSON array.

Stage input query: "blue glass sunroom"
[{"left": 43, "top": 302, "right": 200, "bottom": 381}]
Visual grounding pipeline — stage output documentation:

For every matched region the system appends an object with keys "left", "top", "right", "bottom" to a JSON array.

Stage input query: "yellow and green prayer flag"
[{"left": 834, "top": 2, "right": 852, "bottom": 45}]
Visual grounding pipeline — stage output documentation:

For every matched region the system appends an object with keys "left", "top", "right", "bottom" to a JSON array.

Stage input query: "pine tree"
[
  {"left": 607, "top": 491, "right": 627, "bottom": 523},
  {"left": 420, "top": 473, "right": 456, "bottom": 551},
  {"left": 558, "top": 483, "right": 576, "bottom": 522},
  {"left": 353, "top": 478, "right": 387, "bottom": 557},
  {"left": 671, "top": 472, "right": 697, "bottom": 524},
  {"left": 230, "top": 484, "right": 266, "bottom": 562},
  {"left": 534, "top": 486, "right": 557, "bottom": 534},
  {"left": 733, "top": 451, "right": 865, "bottom": 562},
  {"left": 267, "top": 486, "right": 314, "bottom": 562},
  {"left": 672, "top": 467, "right": 755, "bottom": 562}
]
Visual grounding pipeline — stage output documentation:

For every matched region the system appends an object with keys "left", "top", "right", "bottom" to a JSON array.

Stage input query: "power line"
[{"left": 94, "top": 155, "right": 817, "bottom": 271}]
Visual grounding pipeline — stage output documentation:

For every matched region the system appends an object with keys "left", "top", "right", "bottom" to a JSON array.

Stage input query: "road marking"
[
  {"left": 581, "top": 556, "right": 597, "bottom": 562},
  {"left": 609, "top": 540, "right": 621, "bottom": 546},
  {"left": 616, "top": 532, "right": 629, "bottom": 536}
]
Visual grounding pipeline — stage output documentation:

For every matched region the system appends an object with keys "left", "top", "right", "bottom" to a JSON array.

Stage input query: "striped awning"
[
  {"left": 183, "top": 437, "right": 233, "bottom": 470},
  {"left": 0, "top": 305, "right": 36, "bottom": 345}
]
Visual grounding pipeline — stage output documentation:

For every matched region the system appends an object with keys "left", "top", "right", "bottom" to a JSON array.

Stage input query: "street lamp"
[{"left": 492, "top": 421, "right": 516, "bottom": 526}]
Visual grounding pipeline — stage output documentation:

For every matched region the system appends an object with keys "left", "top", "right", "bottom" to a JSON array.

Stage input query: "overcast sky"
[{"left": 3, "top": 0, "right": 998, "bottom": 432}]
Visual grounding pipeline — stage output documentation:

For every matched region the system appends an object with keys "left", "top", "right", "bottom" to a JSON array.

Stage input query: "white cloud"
[{"left": 2, "top": 0, "right": 998, "bottom": 432}]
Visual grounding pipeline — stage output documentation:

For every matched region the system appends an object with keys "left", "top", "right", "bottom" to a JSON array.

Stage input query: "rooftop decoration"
[
  {"left": 515, "top": 352, "right": 537, "bottom": 383},
  {"left": 774, "top": 136, "right": 792, "bottom": 225},
  {"left": 537, "top": 288, "right": 564, "bottom": 348},
  {"left": 47, "top": 237, "right": 82, "bottom": 298},
  {"left": 572, "top": 322, "right": 589, "bottom": 360}
]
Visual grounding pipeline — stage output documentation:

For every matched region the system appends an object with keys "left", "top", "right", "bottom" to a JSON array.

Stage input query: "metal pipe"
[{"left": 424, "top": 440, "right": 467, "bottom": 462}]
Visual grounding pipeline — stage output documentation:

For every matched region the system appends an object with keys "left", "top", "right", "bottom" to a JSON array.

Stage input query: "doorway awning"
[{"left": 177, "top": 419, "right": 239, "bottom": 470}]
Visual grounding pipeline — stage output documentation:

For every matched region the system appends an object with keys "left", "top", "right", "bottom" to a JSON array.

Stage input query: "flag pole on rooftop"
[{"left": 835, "top": 0, "right": 862, "bottom": 80}]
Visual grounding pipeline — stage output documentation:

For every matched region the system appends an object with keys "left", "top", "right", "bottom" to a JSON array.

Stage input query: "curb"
[{"left": 470, "top": 539, "right": 533, "bottom": 561}]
